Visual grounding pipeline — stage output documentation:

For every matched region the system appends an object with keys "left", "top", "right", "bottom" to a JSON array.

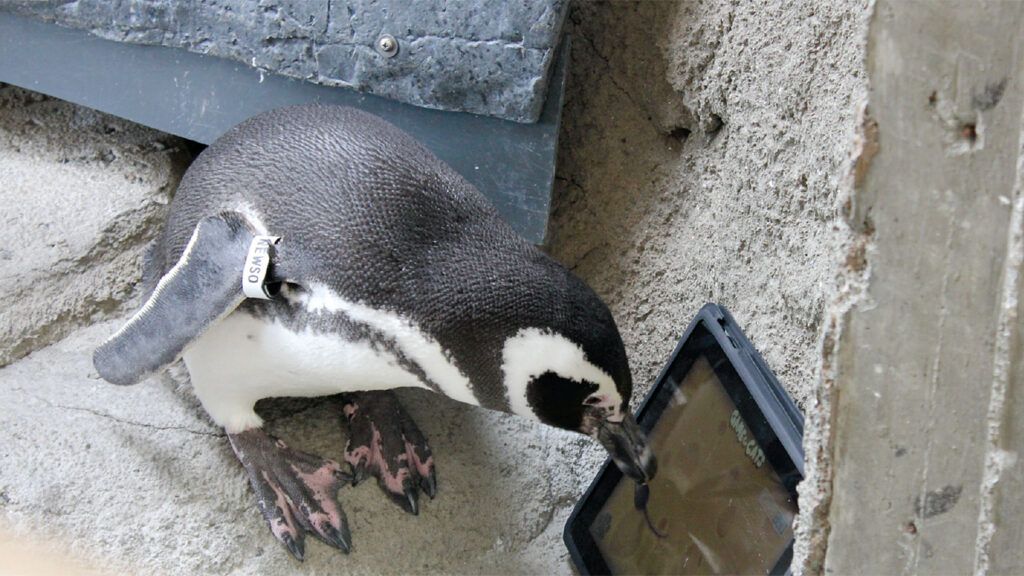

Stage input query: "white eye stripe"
[{"left": 501, "top": 328, "right": 621, "bottom": 420}]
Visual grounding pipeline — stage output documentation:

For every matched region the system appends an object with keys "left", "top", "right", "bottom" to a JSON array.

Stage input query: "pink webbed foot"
[
  {"left": 229, "top": 428, "right": 352, "bottom": 560},
  {"left": 341, "top": 391, "right": 436, "bottom": 515}
]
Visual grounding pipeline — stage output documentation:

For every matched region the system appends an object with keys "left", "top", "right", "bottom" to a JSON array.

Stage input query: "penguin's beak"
[{"left": 595, "top": 413, "right": 657, "bottom": 483}]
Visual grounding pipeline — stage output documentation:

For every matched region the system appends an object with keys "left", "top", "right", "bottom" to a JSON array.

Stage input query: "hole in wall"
[
  {"left": 960, "top": 123, "right": 977, "bottom": 144},
  {"left": 930, "top": 87, "right": 991, "bottom": 155},
  {"left": 668, "top": 126, "right": 691, "bottom": 142},
  {"left": 947, "top": 117, "right": 984, "bottom": 155}
]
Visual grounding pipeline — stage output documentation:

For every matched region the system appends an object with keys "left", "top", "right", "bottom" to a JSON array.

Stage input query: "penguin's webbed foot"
[
  {"left": 228, "top": 428, "right": 352, "bottom": 560},
  {"left": 341, "top": 391, "right": 436, "bottom": 515}
]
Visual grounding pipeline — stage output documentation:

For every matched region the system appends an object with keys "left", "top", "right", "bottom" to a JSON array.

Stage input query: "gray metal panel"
[
  {"left": 0, "top": 12, "right": 566, "bottom": 243},
  {"left": 0, "top": 0, "right": 569, "bottom": 123}
]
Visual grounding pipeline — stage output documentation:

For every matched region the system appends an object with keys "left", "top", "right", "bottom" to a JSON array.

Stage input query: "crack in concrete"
[
  {"left": 552, "top": 174, "right": 608, "bottom": 272},
  {"left": 570, "top": 16, "right": 655, "bottom": 132},
  {"left": 405, "top": 34, "right": 532, "bottom": 52},
  {"left": 908, "top": 208, "right": 957, "bottom": 576},
  {"left": 28, "top": 393, "right": 224, "bottom": 439},
  {"left": 569, "top": 244, "right": 603, "bottom": 272},
  {"left": 529, "top": 492, "right": 577, "bottom": 545}
]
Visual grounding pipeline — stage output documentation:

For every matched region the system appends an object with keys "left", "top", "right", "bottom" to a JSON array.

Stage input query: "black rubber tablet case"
[{"left": 563, "top": 303, "right": 805, "bottom": 575}]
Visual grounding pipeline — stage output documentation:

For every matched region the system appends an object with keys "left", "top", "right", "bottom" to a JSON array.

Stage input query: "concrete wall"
[{"left": 823, "top": 2, "right": 1024, "bottom": 574}]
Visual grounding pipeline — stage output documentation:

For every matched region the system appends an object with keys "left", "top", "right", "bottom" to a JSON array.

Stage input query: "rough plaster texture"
[
  {"left": 0, "top": 85, "right": 188, "bottom": 367},
  {"left": 0, "top": 0, "right": 568, "bottom": 123},
  {"left": 0, "top": 1, "right": 877, "bottom": 574},
  {"left": 825, "top": 3, "right": 1024, "bottom": 574},
  {"left": 549, "top": 3, "right": 869, "bottom": 571}
]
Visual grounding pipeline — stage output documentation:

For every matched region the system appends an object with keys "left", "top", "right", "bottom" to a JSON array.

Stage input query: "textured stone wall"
[
  {"left": 548, "top": 3, "right": 870, "bottom": 572},
  {"left": 0, "top": 85, "right": 189, "bottom": 367},
  {"left": 823, "top": 3, "right": 1024, "bottom": 574},
  {"left": 0, "top": 0, "right": 568, "bottom": 122}
]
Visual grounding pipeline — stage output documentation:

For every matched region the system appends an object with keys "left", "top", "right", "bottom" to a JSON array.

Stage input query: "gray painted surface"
[
  {"left": 825, "top": 2, "right": 1024, "bottom": 573},
  {"left": 0, "top": 0, "right": 568, "bottom": 123},
  {"left": 0, "top": 12, "right": 567, "bottom": 244}
]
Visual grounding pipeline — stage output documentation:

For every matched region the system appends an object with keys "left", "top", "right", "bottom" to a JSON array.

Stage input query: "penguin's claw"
[
  {"left": 350, "top": 462, "right": 370, "bottom": 487},
  {"left": 229, "top": 429, "right": 352, "bottom": 560},
  {"left": 420, "top": 469, "right": 438, "bottom": 500},
  {"left": 317, "top": 521, "right": 352, "bottom": 554},
  {"left": 282, "top": 533, "right": 305, "bottom": 561},
  {"left": 398, "top": 487, "right": 420, "bottom": 516},
  {"left": 341, "top": 392, "right": 437, "bottom": 514}
]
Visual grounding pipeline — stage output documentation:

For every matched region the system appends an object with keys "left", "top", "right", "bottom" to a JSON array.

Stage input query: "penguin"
[{"left": 93, "top": 105, "right": 656, "bottom": 560}]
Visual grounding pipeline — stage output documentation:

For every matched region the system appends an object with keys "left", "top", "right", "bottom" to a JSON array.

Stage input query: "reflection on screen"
[{"left": 590, "top": 356, "right": 796, "bottom": 575}]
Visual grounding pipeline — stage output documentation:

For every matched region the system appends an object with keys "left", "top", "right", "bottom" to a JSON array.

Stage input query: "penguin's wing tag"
[
  {"left": 94, "top": 212, "right": 274, "bottom": 386},
  {"left": 241, "top": 236, "right": 281, "bottom": 299}
]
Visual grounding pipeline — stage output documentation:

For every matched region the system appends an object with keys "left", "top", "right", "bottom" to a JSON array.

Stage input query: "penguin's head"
[{"left": 501, "top": 278, "right": 656, "bottom": 483}]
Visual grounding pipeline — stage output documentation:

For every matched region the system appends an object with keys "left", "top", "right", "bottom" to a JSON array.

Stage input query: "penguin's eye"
[{"left": 526, "top": 372, "right": 598, "bottom": 430}]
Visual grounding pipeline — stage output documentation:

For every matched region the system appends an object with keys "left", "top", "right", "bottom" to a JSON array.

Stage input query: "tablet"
[{"left": 564, "top": 303, "right": 804, "bottom": 575}]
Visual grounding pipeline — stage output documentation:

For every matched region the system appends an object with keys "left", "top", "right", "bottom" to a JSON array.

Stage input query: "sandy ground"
[{"left": 0, "top": 1, "right": 870, "bottom": 574}]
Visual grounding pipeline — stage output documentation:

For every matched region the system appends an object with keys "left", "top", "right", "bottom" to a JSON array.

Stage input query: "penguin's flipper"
[{"left": 94, "top": 212, "right": 272, "bottom": 386}]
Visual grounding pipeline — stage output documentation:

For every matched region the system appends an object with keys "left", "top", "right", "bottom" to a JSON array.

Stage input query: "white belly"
[{"left": 183, "top": 311, "right": 430, "bottom": 433}]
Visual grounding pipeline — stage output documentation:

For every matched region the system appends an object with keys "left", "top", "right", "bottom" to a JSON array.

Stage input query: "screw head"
[{"left": 376, "top": 34, "right": 398, "bottom": 58}]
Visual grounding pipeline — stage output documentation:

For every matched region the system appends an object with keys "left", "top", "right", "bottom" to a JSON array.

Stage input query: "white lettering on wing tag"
[{"left": 242, "top": 235, "right": 281, "bottom": 299}]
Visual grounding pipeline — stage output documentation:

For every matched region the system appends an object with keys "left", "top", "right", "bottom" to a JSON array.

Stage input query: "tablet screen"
[{"left": 588, "top": 355, "right": 796, "bottom": 575}]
